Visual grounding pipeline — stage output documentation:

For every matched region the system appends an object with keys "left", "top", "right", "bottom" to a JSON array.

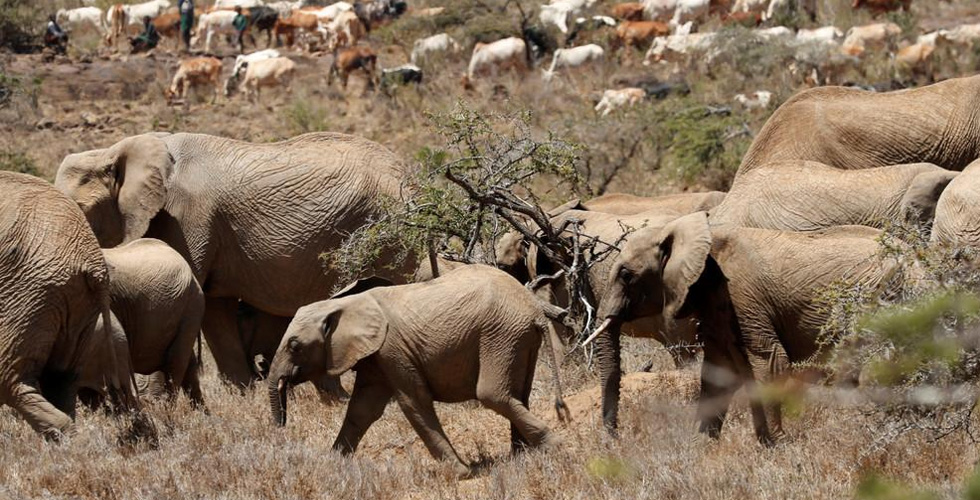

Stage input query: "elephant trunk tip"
[{"left": 270, "top": 376, "right": 289, "bottom": 427}]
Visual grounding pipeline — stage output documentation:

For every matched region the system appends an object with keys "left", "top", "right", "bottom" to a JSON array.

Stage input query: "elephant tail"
[{"left": 541, "top": 318, "right": 571, "bottom": 423}]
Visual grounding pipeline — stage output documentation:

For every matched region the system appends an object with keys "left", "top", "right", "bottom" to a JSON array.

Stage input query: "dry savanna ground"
[{"left": 3, "top": 0, "right": 980, "bottom": 498}]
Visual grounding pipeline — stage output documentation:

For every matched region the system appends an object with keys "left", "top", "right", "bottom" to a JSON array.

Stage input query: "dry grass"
[
  {"left": 3, "top": 0, "right": 980, "bottom": 498},
  {"left": 0, "top": 340, "right": 975, "bottom": 499}
]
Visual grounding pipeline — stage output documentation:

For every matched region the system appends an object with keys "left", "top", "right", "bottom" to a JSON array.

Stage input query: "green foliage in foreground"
[{"left": 856, "top": 473, "right": 941, "bottom": 500}]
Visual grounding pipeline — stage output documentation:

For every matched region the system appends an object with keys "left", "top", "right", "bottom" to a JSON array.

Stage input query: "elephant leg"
[
  {"left": 202, "top": 296, "right": 254, "bottom": 388},
  {"left": 507, "top": 348, "right": 537, "bottom": 453},
  {"left": 332, "top": 374, "right": 392, "bottom": 455},
  {"left": 39, "top": 369, "right": 77, "bottom": 419},
  {"left": 392, "top": 385, "right": 469, "bottom": 476},
  {"left": 479, "top": 394, "right": 558, "bottom": 451},
  {"left": 9, "top": 380, "right": 74, "bottom": 441},
  {"left": 696, "top": 339, "right": 742, "bottom": 439},
  {"left": 165, "top": 305, "right": 205, "bottom": 396},
  {"left": 182, "top": 357, "right": 205, "bottom": 409}
]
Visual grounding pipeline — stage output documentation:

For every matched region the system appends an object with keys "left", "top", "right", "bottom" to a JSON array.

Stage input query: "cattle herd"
[{"left": 8, "top": 0, "right": 980, "bottom": 483}]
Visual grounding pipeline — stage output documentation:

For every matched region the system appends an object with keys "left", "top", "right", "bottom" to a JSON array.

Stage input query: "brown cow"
[
  {"left": 611, "top": 20, "right": 670, "bottom": 55},
  {"left": 721, "top": 10, "right": 763, "bottom": 27},
  {"left": 273, "top": 10, "right": 320, "bottom": 48},
  {"left": 164, "top": 57, "right": 223, "bottom": 105},
  {"left": 152, "top": 9, "right": 181, "bottom": 48},
  {"left": 328, "top": 46, "right": 377, "bottom": 90},
  {"left": 610, "top": 2, "right": 645, "bottom": 21},
  {"left": 105, "top": 4, "right": 127, "bottom": 49},
  {"left": 852, "top": 0, "right": 912, "bottom": 16}
]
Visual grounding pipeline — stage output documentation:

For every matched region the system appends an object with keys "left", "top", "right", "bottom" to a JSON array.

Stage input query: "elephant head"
[
  {"left": 588, "top": 212, "right": 712, "bottom": 431},
  {"left": 55, "top": 135, "right": 174, "bottom": 248},
  {"left": 268, "top": 277, "right": 393, "bottom": 426}
]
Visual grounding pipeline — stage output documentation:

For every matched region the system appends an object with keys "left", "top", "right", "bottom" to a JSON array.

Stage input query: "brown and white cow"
[
  {"left": 611, "top": 20, "right": 670, "bottom": 54},
  {"left": 611, "top": 2, "right": 646, "bottom": 21},
  {"left": 165, "top": 57, "right": 223, "bottom": 105},
  {"left": 852, "top": 0, "right": 912, "bottom": 16},
  {"left": 328, "top": 46, "right": 377, "bottom": 89}
]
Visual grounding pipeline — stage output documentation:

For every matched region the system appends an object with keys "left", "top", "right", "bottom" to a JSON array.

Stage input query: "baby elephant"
[
  {"left": 102, "top": 239, "right": 206, "bottom": 406},
  {"left": 268, "top": 265, "right": 567, "bottom": 477}
]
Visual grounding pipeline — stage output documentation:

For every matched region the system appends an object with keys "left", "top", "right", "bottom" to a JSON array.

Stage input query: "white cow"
[
  {"left": 730, "top": 0, "right": 768, "bottom": 16},
  {"left": 841, "top": 22, "right": 901, "bottom": 56},
  {"left": 734, "top": 90, "right": 773, "bottom": 109},
  {"left": 938, "top": 24, "right": 980, "bottom": 47},
  {"left": 56, "top": 7, "right": 105, "bottom": 33},
  {"left": 304, "top": 1, "right": 353, "bottom": 21},
  {"left": 232, "top": 48, "right": 281, "bottom": 78},
  {"left": 595, "top": 88, "right": 646, "bottom": 116},
  {"left": 411, "top": 33, "right": 462, "bottom": 65},
  {"left": 644, "top": 26, "right": 715, "bottom": 64},
  {"left": 644, "top": 0, "right": 678, "bottom": 22},
  {"left": 540, "top": 0, "right": 582, "bottom": 34},
  {"left": 464, "top": 37, "right": 528, "bottom": 85},
  {"left": 542, "top": 43, "right": 604, "bottom": 81},
  {"left": 755, "top": 26, "right": 793, "bottom": 39},
  {"left": 212, "top": 0, "right": 266, "bottom": 8},
  {"left": 230, "top": 57, "right": 296, "bottom": 100},
  {"left": 267, "top": 0, "right": 304, "bottom": 17},
  {"left": 669, "top": 0, "right": 710, "bottom": 30},
  {"left": 794, "top": 26, "right": 843, "bottom": 45},
  {"left": 110, "top": 0, "right": 171, "bottom": 28},
  {"left": 195, "top": 10, "right": 238, "bottom": 52}
]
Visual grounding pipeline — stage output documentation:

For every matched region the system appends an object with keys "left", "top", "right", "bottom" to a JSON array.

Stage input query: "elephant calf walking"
[
  {"left": 101, "top": 239, "right": 206, "bottom": 406},
  {"left": 268, "top": 265, "right": 567, "bottom": 477}
]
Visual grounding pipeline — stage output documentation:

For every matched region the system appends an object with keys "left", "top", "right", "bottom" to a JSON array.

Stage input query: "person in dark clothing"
[
  {"left": 233, "top": 6, "right": 248, "bottom": 54},
  {"left": 179, "top": 0, "right": 194, "bottom": 52},
  {"left": 44, "top": 14, "right": 68, "bottom": 53},
  {"left": 130, "top": 16, "right": 160, "bottom": 53}
]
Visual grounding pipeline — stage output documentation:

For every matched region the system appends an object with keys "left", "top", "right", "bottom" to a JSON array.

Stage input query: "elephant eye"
[
  {"left": 288, "top": 337, "right": 300, "bottom": 353},
  {"left": 618, "top": 267, "right": 633, "bottom": 281}
]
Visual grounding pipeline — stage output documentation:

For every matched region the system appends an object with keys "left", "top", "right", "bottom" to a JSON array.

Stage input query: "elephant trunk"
[
  {"left": 267, "top": 355, "right": 298, "bottom": 427},
  {"left": 596, "top": 318, "right": 623, "bottom": 435}
]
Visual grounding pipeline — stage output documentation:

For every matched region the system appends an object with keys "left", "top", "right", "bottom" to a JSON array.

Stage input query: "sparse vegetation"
[{"left": 2, "top": 0, "right": 980, "bottom": 498}]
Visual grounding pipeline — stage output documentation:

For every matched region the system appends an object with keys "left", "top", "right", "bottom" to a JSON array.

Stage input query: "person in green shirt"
[
  {"left": 130, "top": 16, "right": 159, "bottom": 54},
  {"left": 233, "top": 6, "right": 248, "bottom": 54}
]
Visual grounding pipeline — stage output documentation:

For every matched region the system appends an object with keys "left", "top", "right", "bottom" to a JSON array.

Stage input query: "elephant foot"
[{"left": 453, "top": 461, "right": 476, "bottom": 480}]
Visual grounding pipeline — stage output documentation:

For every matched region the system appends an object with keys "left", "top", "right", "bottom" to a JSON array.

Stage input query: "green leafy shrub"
[{"left": 0, "top": 150, "right": 42, "bottom": 178}]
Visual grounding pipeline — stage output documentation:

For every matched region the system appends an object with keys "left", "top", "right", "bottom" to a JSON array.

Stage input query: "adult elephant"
[
  {"left": 588, "top": 213, "right": 906, "bottom": 443},
  {"left": 0, "top": 172, "right": 137, "bottom": 439},
  {"left": 55, "top": 132, "right": 413, "bottom": 388},
  {"left": 712, "top": 161, "right": 958, "bottom": 232},
  {"left": 932, "top": 159, "right": 980, "bottom": 247},
  {"left": 738, "top": 75, "right": 980, "bottom": 176},
  {"left": 584, "top": 191, "right": 726, "bottom": 216},
  {"left": 530, "top": 208, "right": 701, "bottom": 368}
]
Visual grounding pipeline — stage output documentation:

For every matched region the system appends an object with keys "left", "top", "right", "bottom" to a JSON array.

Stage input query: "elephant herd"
[{"left": 5, "top": 73, "right": 980, "bottom": 475}]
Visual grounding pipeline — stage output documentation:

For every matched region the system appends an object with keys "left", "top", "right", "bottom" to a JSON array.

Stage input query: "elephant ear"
[
  {"left": 105, "top": 135, "right": 173, "bottom": 244},
  {"left": 330, "top": 276, "right": 395, "bottom": 299},
  {"left": 324, "top": 295, "right": 388, "bottom": 376},
  {"left": 901, "top": 169, "right": 958, "bottom": 228},
  {"left": 660, "top": 211, "right": 713, "bottom": 320}
]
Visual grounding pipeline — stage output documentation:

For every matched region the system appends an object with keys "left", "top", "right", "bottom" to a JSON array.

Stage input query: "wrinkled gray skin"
[
  {"left": 268, "top": 266, "right": 566, "bottom": 477},
  {"left": 102, "top": 238, "right": 205, "bottom": 406},
  {"left": 530, "top": 209, "right": 700, "bottom": 368},
  {"left": 712, "top": 161, "right": 958, "bottom": 232},
  {"left": 78, "top": 312, "right": 134, "bottom": 408},
  {"left": 584, "top": 191, "right": 726, "bottom": 216},
  {"left": 0, "top": 172, "right": 137, "bottom": 439},
  {"left": 739, "top": 76, "right": 980, "bottom": 175},
  {"left": 595, "top": 212, "right": 902, "bottom": 443},
  {"left": 932, "top": 159, "right": 980, "bottom": 248},
  {"left": 55, "top": 132, "right": 412, "bottom": 388}
]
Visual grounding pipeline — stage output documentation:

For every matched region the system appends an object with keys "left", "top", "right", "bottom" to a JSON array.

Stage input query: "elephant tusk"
[{"left": 582, "top": 318, "right": 613, "bottom": 347}]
